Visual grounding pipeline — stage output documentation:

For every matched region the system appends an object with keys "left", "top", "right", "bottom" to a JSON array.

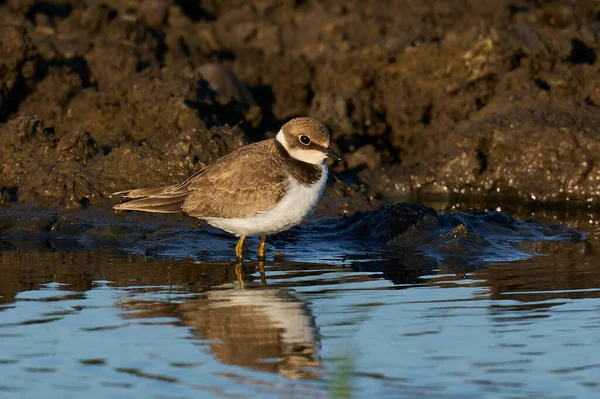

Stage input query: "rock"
[
  {"left": 310, "top": 202, "right": 441, "bottom": 244},
  {"left": 18, "top": 67, "right": 84, "bottom": 127},
  {"left": 5, "top": 0, "right": 34, "bottom": 13},
  {"left": 372, "top": 94, "right": 600, "bottom": 204},
  {"left": 344, "top": 144, "right": 382, "bottom": 170},
  {"left": 435, "top": 94, "right": 600, "bottom": 203},
  {"left": 0, "top": 23, "right": 37, "bottom": 119},
  {"left": 198, "top": 63, "right": 256, "bottom": 105},
  {"left": 309, "top": 92, "right": 353, "bottom": 139},
  {"left": 316, "top": 177, "right": 380, "bottom": 217}
]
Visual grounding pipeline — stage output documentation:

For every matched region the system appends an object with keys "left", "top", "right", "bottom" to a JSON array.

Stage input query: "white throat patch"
[{"left": 276, "top": 129, "right": 327, "bottom": 165}]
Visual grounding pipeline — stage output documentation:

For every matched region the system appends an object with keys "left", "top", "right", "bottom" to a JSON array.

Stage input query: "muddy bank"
[
  {"left": 0, "top": 200, "right": 584, "bottom": 266},
  {"left": 0, "top": 202, "right": 439, "bottom": 256},
  {"left": 1, "top": 1, "right": 600, "bottom": 211}
]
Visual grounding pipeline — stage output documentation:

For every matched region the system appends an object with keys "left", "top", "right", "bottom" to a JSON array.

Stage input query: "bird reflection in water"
[
  {"left": 234, "top": 259, "right": 266, "bottom": 289},
  {"left": 119, "top": 260, "right": 322, "bottom": 379}
]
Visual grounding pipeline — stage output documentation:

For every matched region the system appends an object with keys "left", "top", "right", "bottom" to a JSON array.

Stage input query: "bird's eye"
[{"left": 299, "top": 135, "right": 311, "bottom": 145}]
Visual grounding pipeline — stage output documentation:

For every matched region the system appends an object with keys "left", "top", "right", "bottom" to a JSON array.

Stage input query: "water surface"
[{"left": 1, "top": 204, "right": 599, "bottom": 399}]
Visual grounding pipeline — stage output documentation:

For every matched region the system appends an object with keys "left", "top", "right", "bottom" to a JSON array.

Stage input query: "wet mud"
[
  {"left": 0, "top": 200, "right": 584, "bottom": 269},
  {"left": 1, "top": 1, "right": 600, "bottom": 212}
]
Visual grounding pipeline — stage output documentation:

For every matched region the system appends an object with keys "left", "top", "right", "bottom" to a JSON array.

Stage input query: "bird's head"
[{"left": 276, "top": 117, "right": 342, "bottom": 165}]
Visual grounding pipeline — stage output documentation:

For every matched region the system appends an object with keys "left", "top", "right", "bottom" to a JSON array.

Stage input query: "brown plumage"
[
  {"left": 114, "top": 140, "right": 302, "bottom": 218},
  {"left": 281, "top": 117, "right": 331, "bottom": 147}
]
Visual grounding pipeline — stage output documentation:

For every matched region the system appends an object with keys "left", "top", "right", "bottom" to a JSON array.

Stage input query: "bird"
[{"left": 113, "top": 117, "right": 341, "bottom": 260}]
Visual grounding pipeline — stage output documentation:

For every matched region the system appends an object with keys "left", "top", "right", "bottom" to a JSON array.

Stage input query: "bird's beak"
[{"left": 323, "top": 146, "right": 342, "bottom": 162}]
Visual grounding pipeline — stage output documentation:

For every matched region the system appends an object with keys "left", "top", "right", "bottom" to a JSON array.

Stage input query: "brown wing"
[
  {"left": 113, "top": 140, "right": 285, "bottom": 217},
  {"left": 112, "top": 183, "right": 190, "bottom": 213},
  {"left": 182, "top": 140, "right": 288, "bottom": 219}
]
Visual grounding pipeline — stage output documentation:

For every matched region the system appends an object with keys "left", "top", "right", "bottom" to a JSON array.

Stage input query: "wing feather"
[
  {"left": 182, "top": 140, "right": 287, "bottom": 219},
  {"left": 113, "top": 139, "right": 287, "bottom": 219}
]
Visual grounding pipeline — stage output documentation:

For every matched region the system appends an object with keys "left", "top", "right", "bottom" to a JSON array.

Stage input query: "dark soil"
[{"left": 1, "top": 0, "right": 600, "bottom": 212}]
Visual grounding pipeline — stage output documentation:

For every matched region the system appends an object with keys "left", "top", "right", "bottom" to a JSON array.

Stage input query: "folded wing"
[{"left": 113, "top": 140, "right": 287, "bottom": 219}]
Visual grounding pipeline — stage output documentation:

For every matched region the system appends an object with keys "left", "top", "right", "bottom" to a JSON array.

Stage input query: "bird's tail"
[{"left": 112, "top": 185, "right": 188, "bottom": 214}]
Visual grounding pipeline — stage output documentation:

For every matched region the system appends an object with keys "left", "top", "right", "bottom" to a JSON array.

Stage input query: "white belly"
[{"left": 204, "top": 166, "right": 328, "bottom": 237}]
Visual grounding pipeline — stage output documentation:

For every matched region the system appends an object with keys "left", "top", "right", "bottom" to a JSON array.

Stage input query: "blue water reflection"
[{"left": 1, "top": 208, "right": 600, "bottom": 398}]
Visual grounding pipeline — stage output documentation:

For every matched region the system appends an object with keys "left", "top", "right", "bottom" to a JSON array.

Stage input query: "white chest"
[{"left": 205, "top": 166, "right": 328, "bottom": 237}]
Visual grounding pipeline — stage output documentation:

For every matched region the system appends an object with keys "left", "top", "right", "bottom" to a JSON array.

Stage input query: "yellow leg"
[
  {"left": 235, "top": 235, "right": 246, "bottom": 260},
  {"left": 257, "top": 235, "right": 267, "bottom": 259},
  {"left": 235, "top": 260, "right": 245, "bottom": 290}
]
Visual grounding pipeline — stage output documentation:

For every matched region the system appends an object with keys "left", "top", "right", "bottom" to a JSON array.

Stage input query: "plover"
[{"left": 113, "top": 117, "right": 341, "bottom": 259}]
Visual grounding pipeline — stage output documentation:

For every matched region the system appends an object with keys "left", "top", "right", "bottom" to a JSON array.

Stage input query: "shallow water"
[{"left": 1, "top": 203, "right": 600, "bottom": 399}]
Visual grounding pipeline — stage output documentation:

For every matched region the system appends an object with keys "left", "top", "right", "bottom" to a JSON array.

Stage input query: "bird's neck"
[{"left": 273, "top": 138, "right": 324, "bottom": 186}]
